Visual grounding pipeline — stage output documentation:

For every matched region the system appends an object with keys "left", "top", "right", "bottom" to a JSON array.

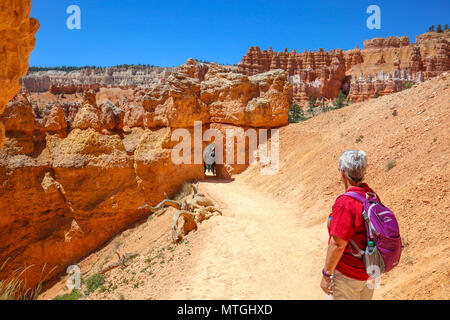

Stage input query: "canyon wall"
[
  {"left": 0, "top": 0, "right": 39, "bottom": 148},
  {"left": 21, "top": 66, "right": 176, "bottom": 94},
  {"left": 238, "top": 32, "right": 450, "bottom": 105},
  {"left": 0, "top": 59, "right": 290, "bottom": 289}
]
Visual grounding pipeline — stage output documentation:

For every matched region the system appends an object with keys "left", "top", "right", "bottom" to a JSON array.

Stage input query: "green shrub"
[
  {"left": 86, "top": 274, "right": 105, "bottom": 293},
  {"left": 53, "top": 289, "right": 83, "bottom": 300},
  {"left": 373, "top": 91, "right": 380, "bottom": 98},
  {"left": 288, "top": 103, "right": 306, "bottom": 123},
  {"left": 404, "top": 82, "right": 414, "bottom": 89},
  {"left": 333, "top": 90, "right": 346, "bottom": 109},
  {"left": 308, "top": 94, "right": 316, "bottom": 108}
]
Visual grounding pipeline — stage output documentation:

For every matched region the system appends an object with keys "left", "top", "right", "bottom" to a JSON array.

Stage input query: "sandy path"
[
  {"left": 167, "top": 179, "right": 327, "bottom": 299},
  {"left": 41, "top": 178, "right": 330, "bottom": 300}
]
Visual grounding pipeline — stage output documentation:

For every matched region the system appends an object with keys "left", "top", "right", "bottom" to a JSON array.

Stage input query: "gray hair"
[{"left": 339, "top": 150, "right": 367, "bottom": 183}]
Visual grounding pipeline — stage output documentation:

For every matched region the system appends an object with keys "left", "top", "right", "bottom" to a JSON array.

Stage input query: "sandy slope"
[{"left": 42, "top": 72, "right": 449, "bottom": 300}]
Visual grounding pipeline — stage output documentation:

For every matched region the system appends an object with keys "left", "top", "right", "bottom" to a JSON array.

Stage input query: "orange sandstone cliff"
[{"left": 0, "top": 0, "right": 39, "bottom": 148}]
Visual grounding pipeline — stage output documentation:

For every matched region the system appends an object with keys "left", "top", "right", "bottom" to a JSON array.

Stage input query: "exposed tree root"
[
  {"left": 171, "top": 210, "right": 198, "bottom": 243},
  {"left": 139, "top": 182, "right": 222, "bottom": 243},
  {"left": 99, "top": 252, "right": 139, "bottom": 274}
]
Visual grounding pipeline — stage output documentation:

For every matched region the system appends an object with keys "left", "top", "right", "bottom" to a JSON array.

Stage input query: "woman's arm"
[{"left": 320, "top": 235, "right": 348, "bottom": 294}]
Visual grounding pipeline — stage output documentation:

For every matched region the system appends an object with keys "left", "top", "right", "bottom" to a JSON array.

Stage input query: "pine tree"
[
  {"left": 429, "top": 25, "right": 435, "bottom": 32},
  {"left": 445, "top": 24, "right": 449, "bottom": 31},
  {"left": 334, "top": 90, "right": 346, "bottom": 109},
  {"left": 308, "top": 94, "right": 317, "bottom": 116},
  {"left": 288, "top": 103, "right": 305, "bottom": 123},
  {"left": 309, "top": 94, "right": 317, "bottom": 108},
  {"left": 436, "top": 24, "right": 443, "bottom": 33}
]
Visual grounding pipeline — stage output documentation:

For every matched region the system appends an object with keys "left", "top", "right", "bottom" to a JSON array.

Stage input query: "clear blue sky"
[{"left": 29, "top": 0, "right": 449, "bottom": 67}]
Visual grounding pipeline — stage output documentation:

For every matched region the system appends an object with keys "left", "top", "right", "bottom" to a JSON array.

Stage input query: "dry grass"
[{"left": 0, "top": 258, "right": 55, "bottom": 300}]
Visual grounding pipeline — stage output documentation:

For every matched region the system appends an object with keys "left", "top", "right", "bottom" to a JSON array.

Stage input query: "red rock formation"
[
  {"left": 362, "top": 36, "right": 410, "bottom": 50},
  {"left": 347, "top": 70, "right": 421, "bottom": 102},
  {"left": 0, "top": 0, "right": 39, "bottom": 148},
  {"left": 137, "top": 61, "right": 290, "bottom": 129},
  {"left": 202, "top": 67, "right": 290, "bottom": 127},
  {"left": 238, "top": 32, "right": 450, "bottom": 104},
  {"left": 346, "top": 32, "right": 450, "bottom": 101},
  {"left": 238, "top": 47, "right": 350, "bottom": 105},
  {"left": 100, "top": 100, "right": 124, "bottom": 130},
  {"left": 1, "top": 94, "right": 35, "bottom": 136},
  {"left": 72, "top": 92, "right": 103, "bottom": 131},
  {"left": 41, "top": 104, "right": 67, "bottom": 132}
]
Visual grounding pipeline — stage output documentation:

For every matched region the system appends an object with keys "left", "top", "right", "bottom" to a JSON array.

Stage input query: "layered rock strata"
[{"left": 238, "top": 32, "right": 450, "bottom": 104}]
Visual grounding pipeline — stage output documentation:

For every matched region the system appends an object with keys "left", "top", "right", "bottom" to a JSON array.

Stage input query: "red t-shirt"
[{"left": 327, "top": 183, "right": 380, "bottom": 281}]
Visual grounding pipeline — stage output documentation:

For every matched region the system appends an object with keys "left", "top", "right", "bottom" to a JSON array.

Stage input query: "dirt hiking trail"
[
  {"left": 168, "top": 180, "right": 326, "bottom": 299},
  {"left": 41, "top": 178, "right": 330, "bottom": 300}
]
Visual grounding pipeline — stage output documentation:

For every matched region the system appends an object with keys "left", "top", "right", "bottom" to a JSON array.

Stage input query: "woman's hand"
[{"left": 320, "top": 275, "right": 333, "bottom": 295}]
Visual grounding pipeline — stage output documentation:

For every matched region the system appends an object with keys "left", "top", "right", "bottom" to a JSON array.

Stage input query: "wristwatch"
[{"left": 322, "top": 269, "right": 332, "bottom": 277}]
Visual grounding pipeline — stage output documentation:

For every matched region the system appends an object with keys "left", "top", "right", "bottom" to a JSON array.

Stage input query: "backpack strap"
[
  {"left": 338, "top": 191, "right": 377, "bottom": 257},
  {"left": 342, "top": 191, "right": 380, "bottom": 237},
  {"left": 340, "top": 191, "right": 374, "bottom": 203},
  {"left": 349, "top": 239, "right": 364, "bottom": 258}
]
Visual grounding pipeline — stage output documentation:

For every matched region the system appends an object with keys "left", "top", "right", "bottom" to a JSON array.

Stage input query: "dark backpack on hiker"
[{"left": 339, "top": 191, "right": 402, "bottom": 278}]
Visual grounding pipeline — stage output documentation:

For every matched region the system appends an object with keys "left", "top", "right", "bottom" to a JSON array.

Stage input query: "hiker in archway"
[
  {"left": 203, "top": 145, "right": 216, "bottom": 175},
  {"left": 320, "top": 150, "right": 381, "bottom": 300},
  {"left": 209, "top": 147, "right": 216, "bottom": 175}
]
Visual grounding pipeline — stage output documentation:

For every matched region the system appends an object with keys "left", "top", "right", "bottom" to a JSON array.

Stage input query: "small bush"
[
  {"left": 308, "top": 94, "right": 317, "bottom": 114},
  {"left": 385, "top": 159, "right": 396, "bottom": 171},
  {"left": 333, "top": 90, "right": 347, "bottom": 109},
  {"left": 86, "top": 273, "right": 105, "bottom": 293},
  {"left": 355, "top": 135, "right": 364, "bottom": 143},
  {"left": 320, "top": 103, "right": 330, "bottom": 113},
  {"left": 288, "top": 103, "right": 306, "bottom": 123},
  {"left": 392, "top": 109, "right": 398, "bottom": 116},
  {"left": 404, "top": 82, "right": 414, "bottom": 89},
  {"left": 53, "top": 289, "right": 83, "bottom": 300},
  {"left": 373, "top": 91, "right": 380, "bottom": 99}
]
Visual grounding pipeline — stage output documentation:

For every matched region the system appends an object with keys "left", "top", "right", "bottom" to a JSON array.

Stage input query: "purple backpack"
[{"left": 340, "top": 191, "right": 402, "bottom": 276}]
